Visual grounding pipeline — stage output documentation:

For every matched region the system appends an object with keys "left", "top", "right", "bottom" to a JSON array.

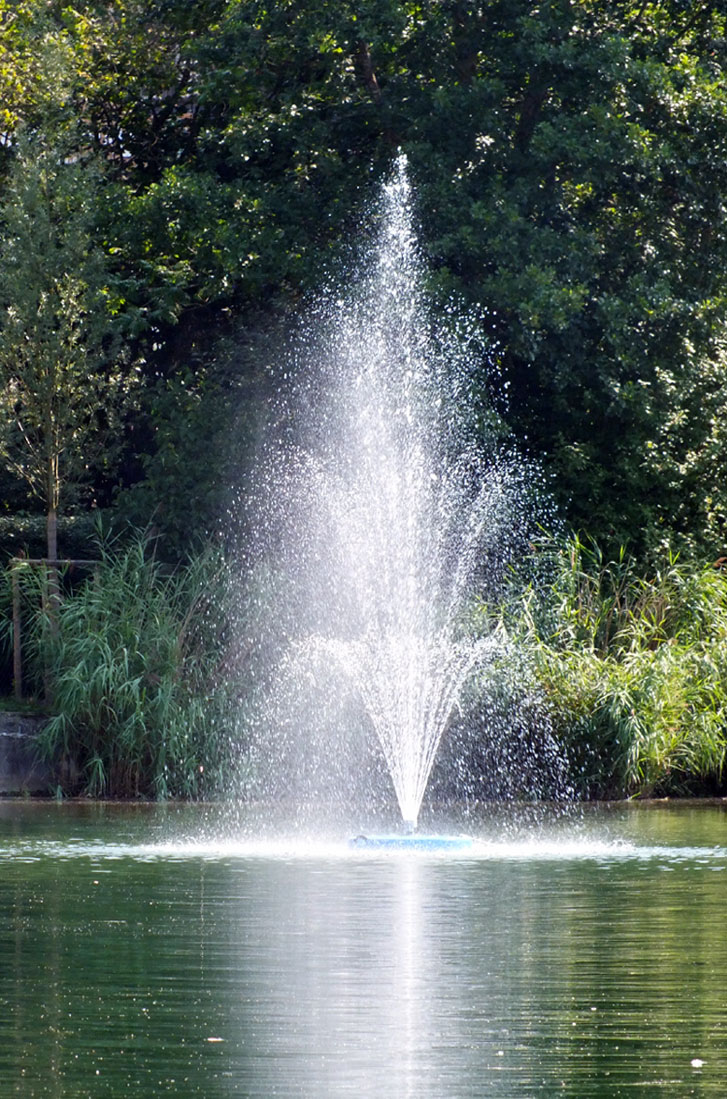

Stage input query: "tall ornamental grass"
[
  {"left": 508, "top": 537, "right": 727, "bottom": 797},
  {"left": 10, "top": 536, "right": 238, "bottom": 798}
]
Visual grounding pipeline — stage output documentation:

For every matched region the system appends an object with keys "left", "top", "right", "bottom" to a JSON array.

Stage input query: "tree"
[
  {"left": 82, "top": 0, "right": 727, "bottom": 558},
  {"left": 0, "top": 134, "right": 126, "bottom": 561}
]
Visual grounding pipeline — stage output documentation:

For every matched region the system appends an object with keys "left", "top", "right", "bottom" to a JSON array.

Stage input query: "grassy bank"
[{"left": 5, "top": 532, "right": 727, "bottom": 802}]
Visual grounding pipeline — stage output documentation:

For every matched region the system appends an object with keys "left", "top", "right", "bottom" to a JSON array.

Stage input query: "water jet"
[{"left": 244, "top": 155, "right": 556, "bottom": 835}]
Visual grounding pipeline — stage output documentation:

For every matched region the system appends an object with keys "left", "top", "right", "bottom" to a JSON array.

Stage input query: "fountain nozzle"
[{"left": 403, "top": 818, "right": 417, "bottom": 835}]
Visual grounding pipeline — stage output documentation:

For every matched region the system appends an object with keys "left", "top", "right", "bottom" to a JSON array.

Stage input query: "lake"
[{"left": 1, "top": 800, "right": 726, "bottom": 1096}]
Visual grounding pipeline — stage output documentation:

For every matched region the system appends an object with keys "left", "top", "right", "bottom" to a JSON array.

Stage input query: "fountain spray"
[{"left": 245, "top": 155, "right": 539, "bottom": 834}]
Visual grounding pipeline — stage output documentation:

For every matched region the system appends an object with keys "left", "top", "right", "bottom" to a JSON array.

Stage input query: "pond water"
[{"left": 2, "top": 800, "right": 727, "bottom": 1097}]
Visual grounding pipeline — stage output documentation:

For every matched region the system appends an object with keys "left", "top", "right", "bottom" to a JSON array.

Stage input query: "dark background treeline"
[{"left": 1, "top": 0, "right": 726, "bottom": 564}]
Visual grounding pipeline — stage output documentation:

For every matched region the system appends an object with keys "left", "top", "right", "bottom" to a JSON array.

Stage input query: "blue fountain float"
[{"left": 349, "top": 833, "right": 474, "bottom": 852}]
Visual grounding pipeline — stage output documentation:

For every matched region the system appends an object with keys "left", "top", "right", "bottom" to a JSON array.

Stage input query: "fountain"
[{"left": 242, "top": 155, "right": 547, "bottom": 840}]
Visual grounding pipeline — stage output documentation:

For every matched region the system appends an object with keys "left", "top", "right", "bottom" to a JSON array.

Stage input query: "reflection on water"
[{"left": 1, "top": 802, "right": 727, "bottom": 1097}]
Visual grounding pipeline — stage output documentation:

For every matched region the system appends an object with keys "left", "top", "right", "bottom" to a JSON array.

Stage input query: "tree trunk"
[
  {"left": 46, "top": 504, "right": 58, "bottom": 564},
  {"left": 354, "top": 40, "right": 382, "bottom": 104},
  {"left": 514, "top": 81, "right": 549, "bottom": 153}
]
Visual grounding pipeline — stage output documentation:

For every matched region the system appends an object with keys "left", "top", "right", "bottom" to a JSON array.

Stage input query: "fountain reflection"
[{"left": 3, "top": 804, "right": 727, "bottom": 1096}]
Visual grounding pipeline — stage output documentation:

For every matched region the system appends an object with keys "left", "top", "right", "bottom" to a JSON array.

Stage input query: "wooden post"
[
  {"left": 11, "top": 560, "right": 22, "bottom": 701},
  {"left": 40, "top": 563, "right": 53, "bottom": 704}
]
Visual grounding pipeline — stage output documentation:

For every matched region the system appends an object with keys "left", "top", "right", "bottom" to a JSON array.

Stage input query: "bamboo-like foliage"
[
  {"left": 10, "top": 535, "right": 239, "bottom": 798},
  {"left": 507, "top": 536, "right": 727, "bottom": 797}
]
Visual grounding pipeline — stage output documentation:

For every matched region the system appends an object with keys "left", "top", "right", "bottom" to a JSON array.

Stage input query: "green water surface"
[{"left": 1, "top": 801, "right": 726, "bottom": 1097}]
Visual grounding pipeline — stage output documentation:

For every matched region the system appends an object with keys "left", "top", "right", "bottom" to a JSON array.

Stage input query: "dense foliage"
[{"left": 0, "top": 0, "right": 725, "bottom": 560}]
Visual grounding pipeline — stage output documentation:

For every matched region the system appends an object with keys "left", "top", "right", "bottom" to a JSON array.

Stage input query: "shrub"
[{"left": 506, "top": 536, "right": 727, "bottom": 797}]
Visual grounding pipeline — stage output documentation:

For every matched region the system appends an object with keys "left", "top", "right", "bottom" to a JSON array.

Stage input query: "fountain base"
[{"left": 349, "top": 834, "right": 474, "bottom": 852}]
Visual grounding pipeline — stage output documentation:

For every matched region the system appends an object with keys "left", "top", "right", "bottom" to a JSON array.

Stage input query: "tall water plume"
[{"left": 241, "top": 156, "right": 549, "bottom": 829}]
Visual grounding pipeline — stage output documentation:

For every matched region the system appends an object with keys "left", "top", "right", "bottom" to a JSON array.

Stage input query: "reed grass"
[{"left": 7, "top": 535, "right": 239, "bottom": 798}]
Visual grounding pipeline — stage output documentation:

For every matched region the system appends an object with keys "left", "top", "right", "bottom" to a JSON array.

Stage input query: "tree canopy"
[{"left": 0, "top": 0, "right": 726, "bottom": 561}]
